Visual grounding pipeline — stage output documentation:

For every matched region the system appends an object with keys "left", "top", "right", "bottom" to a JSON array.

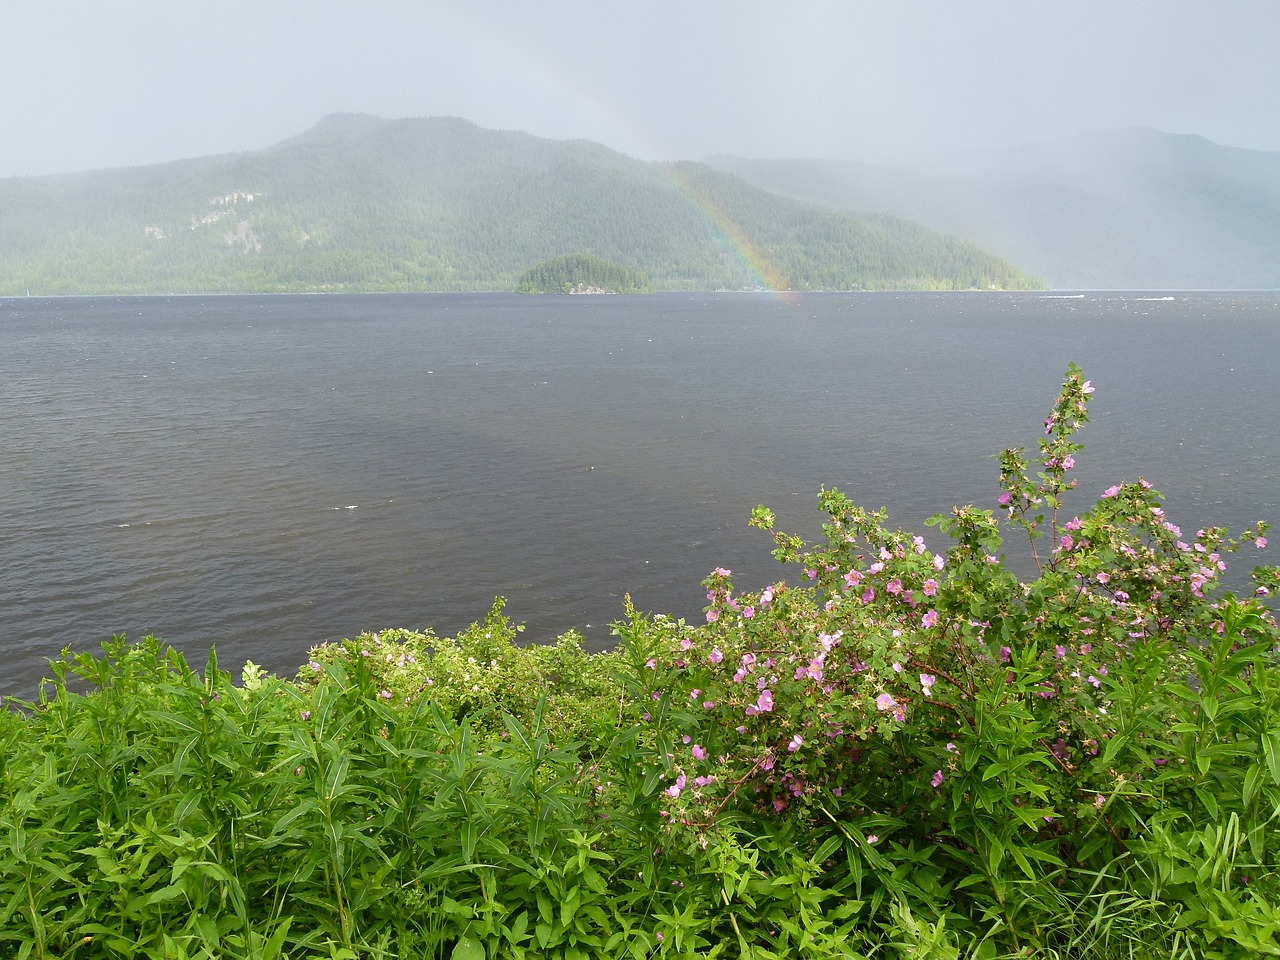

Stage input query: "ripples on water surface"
[{"left": 3, "top": 292, "right": 1277, "bottom": 697}]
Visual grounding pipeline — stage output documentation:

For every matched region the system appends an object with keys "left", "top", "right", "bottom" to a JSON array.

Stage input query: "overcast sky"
[{"left": 2, "top": 1, "right": 1277, "bottom": 179}]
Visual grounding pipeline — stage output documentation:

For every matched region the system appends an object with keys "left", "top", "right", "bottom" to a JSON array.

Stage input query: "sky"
[{"left": 2, "top": 1, "right": 1278, "bottom": 179}]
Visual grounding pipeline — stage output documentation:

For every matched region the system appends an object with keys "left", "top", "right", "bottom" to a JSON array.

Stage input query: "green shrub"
[{"left": 2, "top": 366, "right": 1276, "bottom": 958}]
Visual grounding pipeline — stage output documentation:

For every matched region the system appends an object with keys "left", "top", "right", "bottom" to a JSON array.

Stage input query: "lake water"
[{"left": 4, "top": 291, "right": 1277, "bottom": 699}]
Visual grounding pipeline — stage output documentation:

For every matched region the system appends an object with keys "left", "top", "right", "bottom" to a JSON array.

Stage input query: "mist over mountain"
[
  {"left": 0, "top": 115, "right": 1042, "bottom": 296},
  {"left": 707, "top": 129, "right": 1280, "bottom": 289}
]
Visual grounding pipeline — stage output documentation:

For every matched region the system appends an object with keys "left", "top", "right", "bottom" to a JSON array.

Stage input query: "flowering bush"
[
  {"left": 300, "top": 598, "right": 625, "bottom": 745},
  {"left": 614, "top": 364, "right": 1280, "bottom": 956}
]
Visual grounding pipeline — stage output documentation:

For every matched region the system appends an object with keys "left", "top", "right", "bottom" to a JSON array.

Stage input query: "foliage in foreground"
[{"left": 2, "top": 366, "right": 1278, "bottom": 959}]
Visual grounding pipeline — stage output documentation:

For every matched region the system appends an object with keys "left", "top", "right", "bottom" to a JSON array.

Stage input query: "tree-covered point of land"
[{"left": 516, "top": 253, "right": 653, "bottom": 293}]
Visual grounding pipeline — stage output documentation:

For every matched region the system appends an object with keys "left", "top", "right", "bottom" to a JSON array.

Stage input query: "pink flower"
[
  {"left": 1102, "top": 485, "right": 1121, "bottom": 498},
  {"left": 862, "top": 587, "right": 875, "bottom": 603},
  {"left": 875, "top": 693, "right": 896, "bottom": 712},
  {"left": 933, "top": 554, "right": 945, "bottom": 571},
  {"left": 1082, "top": 380, "right": 1095, "bottom": 394},
  {"left": 931, "top": 770, "right": 944, "bottom": 788},
  {"left": 1094, "top": 794, "right": 1106, "bottom": 809},
  {"left": 705, "top": 609, "right": 719, "bottom": 623},
  {"left": 709, "top": 647, "right": 723, "bottom": 664},
  {"left": 691, "top": 744, "right": 708, "bottom": 761},
  {"left": 866, "top": 835, "right": 879, "bottom": 845},
  {"left": 787, "top": 734, "right": 803, "bottom": 753},
  {"left": 806, "top": 657, "right": 825, "bottom": 682},
  {"left": 760, "top": 586, "right": 774, "bottom": 604},
  {"left": 919, "top": 673, "right": 936, "bottom": 695},
  {"left": 1258, "top": 537, "right": 1269, "bottom": 549},
  {"left": 713, "top": 567, "right": 732, "bottom": 577},
  {"left": 887, "top": 578, "right": 903, "bottom": 595},
  {"left": 923, "top": 579, "right": 938, "bottom": 597},
  {"left": 922, "top": 608, "right": 939, "bottom": 629},
  {"left": 743, "top": 606, "right": 755, "bottom": 619}
]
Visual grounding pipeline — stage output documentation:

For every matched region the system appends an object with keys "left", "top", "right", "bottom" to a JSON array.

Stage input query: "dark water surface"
[{"left": 4, "top": 292, "right": 1277, "bottom": 698}]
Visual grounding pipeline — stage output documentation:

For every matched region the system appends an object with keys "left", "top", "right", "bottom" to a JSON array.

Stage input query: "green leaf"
[
  {"left": 452, "top": 936, "right": 486, "bottom": 960},
  {"left": 503, "top": 713, "right": 532, "bottom": 753},
  {"left": 1265, "top": 732, "right": 1280, "bottom": 784},
  {"left": 535, "top": 921, "right": 554, "bottom": 949}
]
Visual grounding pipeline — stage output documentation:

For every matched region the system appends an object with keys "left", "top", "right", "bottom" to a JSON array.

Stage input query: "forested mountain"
[
  {"left": 0, "top": 114, "right": 1043, "bottom": 295},
  {"left": 708, "top": 129, "right": 1280, "bottom": 290}
]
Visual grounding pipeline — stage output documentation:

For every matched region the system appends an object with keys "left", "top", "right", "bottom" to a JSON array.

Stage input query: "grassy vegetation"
[{"left": 3, "top": 368, "right": 1277, "bottom": 958}]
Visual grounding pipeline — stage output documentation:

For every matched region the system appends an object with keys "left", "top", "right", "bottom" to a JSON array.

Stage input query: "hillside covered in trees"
[
  {"left": 708, "top": 129, "right": 1280, "bottom": 290},
  {"left": 0, "top": 114, "right": 1044, "bottom": 295}
]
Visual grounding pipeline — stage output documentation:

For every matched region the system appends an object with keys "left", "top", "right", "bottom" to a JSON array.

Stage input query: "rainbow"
[
  {"left": 420, "top": 3, "right": 797, "bottom": 297},
  {"left": 662, "top": 163, "right": 795, "bottom": 296}
]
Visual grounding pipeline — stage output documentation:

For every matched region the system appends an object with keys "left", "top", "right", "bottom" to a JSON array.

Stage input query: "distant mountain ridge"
[
  {"left": 0, "top": 114, "right": 1042, "bottom": 295},
  {"left": 707, "top": 129, "right": 1280, "bottom": 289}
]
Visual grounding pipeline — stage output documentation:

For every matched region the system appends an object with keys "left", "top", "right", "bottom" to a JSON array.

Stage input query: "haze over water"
[{"left": 4, "top": 292, "right": 1277, "bottom": 698}]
